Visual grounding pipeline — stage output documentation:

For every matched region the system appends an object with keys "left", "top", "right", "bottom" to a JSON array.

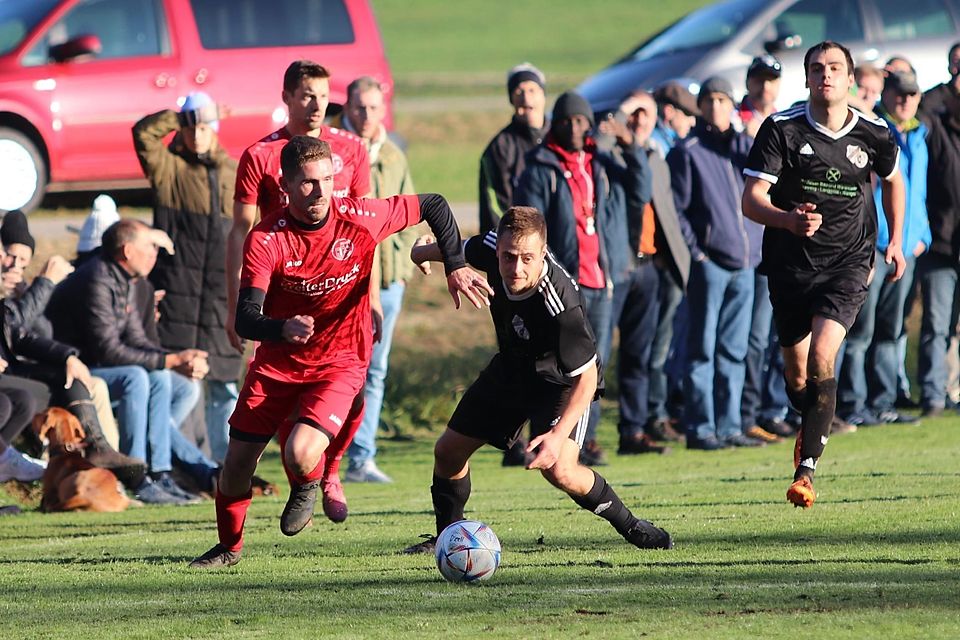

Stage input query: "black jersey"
[
  {"left": 464, "top": 231, "right": 602, "bottom": 391},
  {"left": 744, "top": 103, "right": 900, "bottom": 282}
]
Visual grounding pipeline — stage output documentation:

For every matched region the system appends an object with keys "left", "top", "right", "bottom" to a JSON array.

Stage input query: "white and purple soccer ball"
[{"left": 435, "top": 520, "right": 501, "bottom": 583}]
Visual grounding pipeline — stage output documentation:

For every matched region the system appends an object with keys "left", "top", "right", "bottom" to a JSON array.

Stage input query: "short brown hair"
[
  {"left": 283, "top": 60, "right": 330, "bottom": 93},
  {"left": 346, "top": 75, "right": 382, "bottom": 103},
  {"left": 497, "top": 206, "right": 546, "bottom": 243},
  {"left": 101, "top": 219, "right": 148, "bottom": 261},
  {"left": 280, "top": 136, "right": 332, "bottom": 181},
  {"left": 804, "top": 41, "right": 855, "bottom": 77}
]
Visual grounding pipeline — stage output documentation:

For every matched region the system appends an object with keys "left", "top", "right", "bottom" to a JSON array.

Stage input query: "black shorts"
[
  {"left": 768, "top": 271, "right": 869, "bottom": 347},
  {"left": 448, "top": 361, "right": 588, "bottom": 451}
]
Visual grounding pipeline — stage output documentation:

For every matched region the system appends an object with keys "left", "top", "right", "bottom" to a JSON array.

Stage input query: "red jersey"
[
  {"left": 234, "top": 126, "right": 371, "bottom": 220},
  {"left": 240, "top": 194, "right": 422, "bottom": 382}
]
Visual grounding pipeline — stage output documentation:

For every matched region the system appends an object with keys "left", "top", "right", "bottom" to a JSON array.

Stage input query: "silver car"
[{"left": 578, "top": 0, "right": 960, "bottom": 111}]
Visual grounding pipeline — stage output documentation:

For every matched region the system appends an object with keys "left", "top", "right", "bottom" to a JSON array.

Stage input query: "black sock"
[
  {"left": 786, "top": 384, "right": 807, "bottom": 414},
  {"left": 570, "top": 471, "right": 635, "bottom": 534},
  {"left": 796, "top": 377, "right": 837, "bottom": 480},
  {"left": 431, "top": 472, "right": 471, "bottom": 536}
]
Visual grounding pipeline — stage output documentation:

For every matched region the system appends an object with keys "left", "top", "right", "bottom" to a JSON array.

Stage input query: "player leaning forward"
[
  {"left": 741, "top": 41, "right": 906, "bottom": 508},
  {"left": 404, "top": 206, "right": 673, "bottom": 553},
  {"left": 190, "top": 136, "right": 492, "bottom": 568}
]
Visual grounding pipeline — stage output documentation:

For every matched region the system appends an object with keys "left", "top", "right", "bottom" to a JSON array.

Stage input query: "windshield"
[
  {"left": 0, "top": 0, "right": 60, "bottom": 55},
  {"left": 630, "top": 0, "right": 764, "bottom": 60}
]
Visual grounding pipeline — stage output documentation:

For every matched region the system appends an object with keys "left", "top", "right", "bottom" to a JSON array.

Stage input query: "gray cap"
[
  {"left": 698, "top": 76, "right": 735, "bottom": 103},
  {"left": 884, "top": 70, "right": 920, "bottom": 95}
]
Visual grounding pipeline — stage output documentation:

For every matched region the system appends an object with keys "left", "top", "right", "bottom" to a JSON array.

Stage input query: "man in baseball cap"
[
  {"left": 651, "top": 81, "right": 699, "bottom": 157},
  {"left": 740, "top": 55, "right": 783, "bottom": 137}
]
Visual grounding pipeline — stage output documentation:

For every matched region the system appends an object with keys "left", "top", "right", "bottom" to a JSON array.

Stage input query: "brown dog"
[{"left": 35, "top": 408, "right": 132, "bottom": 513}]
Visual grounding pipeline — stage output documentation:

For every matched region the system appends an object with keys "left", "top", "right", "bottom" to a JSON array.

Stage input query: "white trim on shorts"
[{"left": 572, "top": 409, "right": 589, "bottom": 448}]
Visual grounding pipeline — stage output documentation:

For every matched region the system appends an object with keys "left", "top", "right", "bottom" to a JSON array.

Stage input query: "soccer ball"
[{"left": 435, "top": 520, "right": 501, "bottom": 583}]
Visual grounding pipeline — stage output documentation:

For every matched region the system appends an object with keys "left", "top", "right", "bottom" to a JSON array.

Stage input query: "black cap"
[
  {"left": 748, "top": 55, "right": 783, "bottom": 79},
  {"left": 884, "top": 70, "right": 920, "bottom": 95},
  {"left": 698, "top": 76, "right": 735, "bottom": 103},
  {"left": 507, "top": 62, "right": 546, "bottom": 98},
  {"left": 551, "top": 91, "right": 595, "bottom": 128},
  {"left": 653, "top": 81, "right": 701, "bottom": 116},
  {"left": 0, "top": 210, "right": 34, "bottom": 253}
]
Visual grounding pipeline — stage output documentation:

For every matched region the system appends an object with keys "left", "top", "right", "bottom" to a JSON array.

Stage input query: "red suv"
[{"left": 0, "top": 0, "right": 393, "bottom": 212}]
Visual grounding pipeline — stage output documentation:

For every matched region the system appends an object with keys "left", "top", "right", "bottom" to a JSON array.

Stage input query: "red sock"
[
  {"left": 323, "top": 396, "right": 365, "bottom": 480},
  {"left": 216, "top": 489, "right": 252, "bottom": 552}
]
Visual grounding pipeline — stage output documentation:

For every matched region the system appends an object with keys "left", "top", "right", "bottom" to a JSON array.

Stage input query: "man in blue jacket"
[
  {"left": 838, "top": 70, "right": 930, "bottom": 425},
  {"left": 515, "top": 91, "right": 651, "bottom": 465},
  {"left": 668, "top": 77, "right": 764, "bottom": 450}
]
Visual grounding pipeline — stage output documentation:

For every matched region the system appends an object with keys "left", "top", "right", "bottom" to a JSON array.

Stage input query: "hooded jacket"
[
  {"left": 132, "top": 109, "right": 240, "bottom": 381},
  {"left": 924, "top": 109, "right": 960, "bottom": 260}
]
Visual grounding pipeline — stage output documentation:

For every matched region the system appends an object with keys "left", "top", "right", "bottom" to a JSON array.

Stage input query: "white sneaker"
[
  {"left": 344, "top": 459, "right": 392, "bottom": 484},
  {"left": 0, "top": 447, "right": 46, "bottom": 483}
]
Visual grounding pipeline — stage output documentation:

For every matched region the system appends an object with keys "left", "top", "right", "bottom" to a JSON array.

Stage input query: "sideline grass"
[{"left": 1, "top": 412, "right": 958, "bottom": 638}]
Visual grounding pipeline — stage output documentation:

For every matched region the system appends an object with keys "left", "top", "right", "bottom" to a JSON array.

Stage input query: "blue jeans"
[
  {"left": 917, "top": 254, "right": 960, "bottom": 410},
  {"left": 349, "top": 281, "right": 405, "bottom": 470},
  {"left": 613, "top": 262, "right": 660, "bottom": 437},
  {"left": 740, "top": 272, "right": 773, "bottom": 429},
  {"left": 683, "top": 260, "right": 755, "bottom": 442},
  {"left": 760, "top": 331, "right": 788, "bottom": 423},
  {"left": 580, "top": 285, "right": 614, "bottom": 443},
  {"left": 839, "top": 252, "right": 916, "bottom": 415},
  {"left": 205, "top": 380, "right": 239, "bottom": 464},
  {"left": 648, "top": 266, "right": 684, "bottom": 421},
  {"left": 92, "top": 366, "right": 212, "bottom": 473}
]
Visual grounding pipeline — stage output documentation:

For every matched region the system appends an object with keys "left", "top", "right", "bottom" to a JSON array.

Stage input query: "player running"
[
  {"left": 404, "top": 206, "right": 673, "bottom": 554},
  {"left": 190, "top": 136, "right": 492, "bottom": 568},
  {"left": 741, "top": 41, "right": 905, "bottom": 508}
]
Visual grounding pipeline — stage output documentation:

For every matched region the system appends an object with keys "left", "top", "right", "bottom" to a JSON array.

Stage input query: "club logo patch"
[
  {"left": 512, "top": 314, "right": 530, "bottom": 340},
  {"left": 332, "top": 153, "right": 344, "bottom": 174},
  {"left": 331, "top": 238, "right": 354, "bottom": 261},
  {"left": 825, "top": 167, "right": 842, "bottom": 183},
  {"left": 846, "top": 144, "right": 868, "bottom": 169}
]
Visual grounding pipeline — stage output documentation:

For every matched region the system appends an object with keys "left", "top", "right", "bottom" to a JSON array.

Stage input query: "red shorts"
[{"left": 229, "top": 365, "right": 366, "bottom": 443}]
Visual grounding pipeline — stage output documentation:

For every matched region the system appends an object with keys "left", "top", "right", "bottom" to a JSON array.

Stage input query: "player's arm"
[
  {"left": 225, "top": 201, "right": 258, "bottom": 351},
  {"left": 416, "top": 194, "right": 494, "bottom": 308},
  {"left": 235, "top": 287, "right": 313, "bottom": 344},
  {"left": 879, "top": 170, "right": 907, "bottom": 281},
  {"left": 526, "top": 362, "right": 598, "bottom": 471},
  {"left": 742, "top": 176, "right": 822, "bottom": 237}
]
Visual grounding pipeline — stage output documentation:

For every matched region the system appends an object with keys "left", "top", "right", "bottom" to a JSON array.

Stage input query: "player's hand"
[
  {"left": 64, "top": 355, "right": 92, "bottom": 391},
  {"left": 282, "top": 315, "right": 315, "bottom": 344},
  {"left": 885, "top": 243, "right": 907, "bottom": 282},
  {"left": 371, "top": 301, "right": 384, "bottom": 343},
  {"left": 411, "top": 235, "right": 435, "bottom": 276},
  {"left": 525, "top": 430, "right": 566, "bottom": 471},
  {"left": 446, "top": 267, "right": 494, "bottom": 310},
  {"left": 789, "top": 203, "right": 821, "bottom": 237}
]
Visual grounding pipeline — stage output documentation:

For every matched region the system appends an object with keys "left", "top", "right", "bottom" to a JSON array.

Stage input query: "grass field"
[{"left": 1, "top": 408, "right": 958, "bottom": 639}]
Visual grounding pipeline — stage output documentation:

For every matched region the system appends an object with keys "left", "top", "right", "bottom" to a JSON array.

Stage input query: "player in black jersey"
[
  {"left": 742, "top": 41, "right": 906, "bottom": 508},
  {"left": 403, "top": 206, "right": 673, "bottom": 552}
]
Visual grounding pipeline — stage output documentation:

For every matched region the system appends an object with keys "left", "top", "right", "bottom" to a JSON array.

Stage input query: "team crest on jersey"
[
  {"left": 512, "top": 314, "right": 530, "bottom": 340},
  {"left": 846, "top": 144, "right": 868, "bottom": 169},
  {"left": 331, "top": 153, "right": 344, "bottom": 174},
  {"left": 331, "top": 238, "right": 354, "bottom": 261}
]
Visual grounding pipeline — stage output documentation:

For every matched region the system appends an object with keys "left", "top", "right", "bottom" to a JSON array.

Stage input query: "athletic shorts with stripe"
[
  {"left": 228, "top": 365, "right": 366, "bottom": 443},
  {"left": 448, "top": 359, "right": 588, "bottom": 451}
]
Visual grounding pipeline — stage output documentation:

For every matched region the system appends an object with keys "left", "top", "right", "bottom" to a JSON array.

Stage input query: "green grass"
[{"left": 2, "top": 414, "right": 959, "bottom": 638}]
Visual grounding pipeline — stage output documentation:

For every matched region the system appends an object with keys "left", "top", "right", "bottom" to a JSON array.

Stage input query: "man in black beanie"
[{"left": 515, "top": 90, "right": 652, "bottom": 465}]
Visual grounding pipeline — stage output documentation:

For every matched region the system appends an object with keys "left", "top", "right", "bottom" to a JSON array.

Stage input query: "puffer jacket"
[{"left": 133, "top": 109, "right": 240, "bottom": 381}]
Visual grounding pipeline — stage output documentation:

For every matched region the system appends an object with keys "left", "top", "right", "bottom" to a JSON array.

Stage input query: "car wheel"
[{"left": 0, "top": 127, "right": 47, "bottom": 213}]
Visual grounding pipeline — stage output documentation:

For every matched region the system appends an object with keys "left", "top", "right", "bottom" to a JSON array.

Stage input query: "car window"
[
  {"left": 774, "top": 0, "right": 865, "bottom": 44},
  {"left": 629, "top": 0, "right": 765, "bottom": 59},
  {"left": 23, "top": 0, "right": 168, "bottom": 65},
  {"left": 0, "top": 0, "right": 60, "bottom": 56},
  {"left": 190, "top": 0, "right": 354, "bottom": 49},
  {"left": 873, "top": 0, "right": 955, "bottom": 39}
]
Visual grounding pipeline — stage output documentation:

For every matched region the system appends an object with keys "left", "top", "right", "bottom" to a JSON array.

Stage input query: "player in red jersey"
[
  {"left": 225, "top": 60, "right": 373, "bottom": 523},
  {"left": 190, "top": 136, "right": 492, "bottom": 568}
]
